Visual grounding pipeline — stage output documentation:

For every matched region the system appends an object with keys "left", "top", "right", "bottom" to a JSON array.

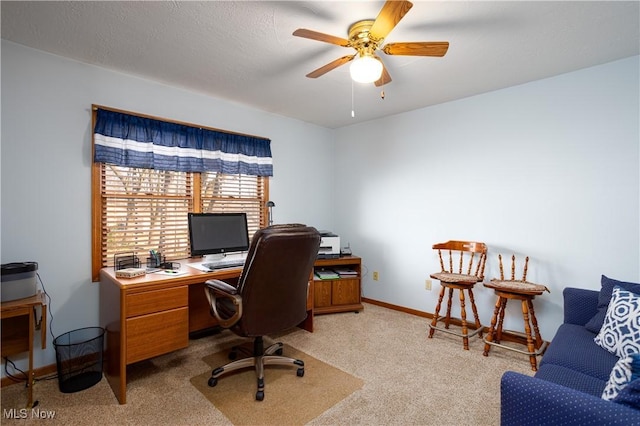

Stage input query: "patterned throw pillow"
[
  {"left": 602, "top": 353, "right": 640, "bottom": 400},
  {"left": 594, "top": 286, "right": 640, "bottom": 358}
]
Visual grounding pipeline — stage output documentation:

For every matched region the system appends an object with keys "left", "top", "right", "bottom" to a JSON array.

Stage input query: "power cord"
[
  {"left": 3, "top": 356, "right": 42, "bottom": 407},
  {"left": 3, "top": 357, "right": 28, "bottom": 383}
]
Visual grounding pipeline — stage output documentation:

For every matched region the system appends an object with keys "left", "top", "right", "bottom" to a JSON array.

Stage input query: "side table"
[{"left": 1, "top": 291, "right": 47, "bottom": 407}]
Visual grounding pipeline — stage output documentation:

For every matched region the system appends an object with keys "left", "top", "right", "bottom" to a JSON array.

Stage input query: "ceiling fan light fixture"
[{"left": 349, "top": 55, "right": 383, "bottom": 84}]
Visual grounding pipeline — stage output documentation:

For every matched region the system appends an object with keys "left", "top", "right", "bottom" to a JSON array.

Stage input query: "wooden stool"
[
  {"left": 428, "top": 241, "right": 487, "bottom": 350},
  {"left": 482, "top": 255, "right": 549, "bottom": 371}
]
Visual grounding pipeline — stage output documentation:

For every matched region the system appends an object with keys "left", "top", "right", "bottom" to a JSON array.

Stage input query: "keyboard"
[{"left": 203, "top": 257, "right": 245, "bottom": 270}]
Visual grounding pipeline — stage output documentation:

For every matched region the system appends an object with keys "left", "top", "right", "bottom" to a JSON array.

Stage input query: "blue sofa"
[{"left": 500, "top": 286, "right": 640, "bottom": 425}]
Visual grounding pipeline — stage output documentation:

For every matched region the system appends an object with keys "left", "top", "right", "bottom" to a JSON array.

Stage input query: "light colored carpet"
[
  {"left": 0, "top": 302, "right": 535, "bottom": 425},
  {"left": 190, "top": 344, "right": 363, "bottom": 425}
]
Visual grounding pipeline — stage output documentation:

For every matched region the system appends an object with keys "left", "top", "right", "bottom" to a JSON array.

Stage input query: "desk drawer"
[
  {"left": 126, "top": 286, "right": 188, "bottom": 317},
  {"left": 126, "top": 307, "right": 188, "bottom": 364}
]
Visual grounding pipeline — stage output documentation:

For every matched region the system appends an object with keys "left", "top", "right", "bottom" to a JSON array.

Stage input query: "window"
[
  {"left": 91, "top": 107, "right": 270, "bottom": 281},
  {"left": 200, "top": 172, "right": 266, "bottom": 230},
  {"left": 92, "top": 164, "right": 268, "bottom": 280}
]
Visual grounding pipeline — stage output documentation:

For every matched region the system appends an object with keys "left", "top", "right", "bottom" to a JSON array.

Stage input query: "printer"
[{"left": 318, "top": 231, "right": 340, "bottom": 259}]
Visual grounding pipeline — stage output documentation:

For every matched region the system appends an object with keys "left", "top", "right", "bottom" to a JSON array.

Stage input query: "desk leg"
[
  {"left": 104, "top": 325, "right": 126, "bottom": 404},
  {"left": 100, "top": 277, "right": 126, "bottom": 404},
  {"left": 40, "top": 305, "right": 47, "bottom": 350},
  {"left": 297, "top": 309, "right": 313, "bottom": 332},
  {"left": 27, "top": 309, "right": 34, "bottom": 407}
]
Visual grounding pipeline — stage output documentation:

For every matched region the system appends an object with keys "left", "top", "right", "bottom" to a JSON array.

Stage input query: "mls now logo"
[
  {"left": 3, "top": 408, "right": 56, "bottom": 419},
  {"left": 3, "top": 409, "right": 28, "bottom": 419}
]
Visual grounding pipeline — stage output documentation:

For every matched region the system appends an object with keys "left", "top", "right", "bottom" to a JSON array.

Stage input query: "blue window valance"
[{"left": 93, "top": 108, "right": 273, "bottom": 176}]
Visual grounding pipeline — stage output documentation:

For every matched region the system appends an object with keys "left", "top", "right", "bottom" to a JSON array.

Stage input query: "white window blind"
[
  {"left": 100, "top": 165, "right": 193, "bottom": 266},
  {"left": 98, "top": 166, "right": 267, "bottom": 272},
  {"left": 200, "top": 172, "right": 267, "bottom": 241}
]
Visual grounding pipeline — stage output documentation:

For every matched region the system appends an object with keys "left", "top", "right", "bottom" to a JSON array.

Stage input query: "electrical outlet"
[
  {"left": 373, "top": 271, "right": 379, "bottom": 281},
  {"left": 425, "top": 279, "right": 432, "bottom": 291}
]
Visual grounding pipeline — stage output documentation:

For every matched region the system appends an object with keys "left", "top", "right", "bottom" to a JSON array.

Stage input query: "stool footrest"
[
  {"left": 483, "top": 337, "right": 548, "bottom": 356},
  {"left": 429, "top": 317, "right": 483, "bottom": 338}
]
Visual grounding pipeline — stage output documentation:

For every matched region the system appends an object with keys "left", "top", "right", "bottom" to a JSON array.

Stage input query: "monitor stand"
[{"left": 202, "top": 252, "right": 247, "bottom": 265}]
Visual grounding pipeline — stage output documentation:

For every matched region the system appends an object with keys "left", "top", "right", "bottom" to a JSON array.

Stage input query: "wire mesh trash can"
[{"left": 53, "top": 327, "right": 105, "bottom": 393}]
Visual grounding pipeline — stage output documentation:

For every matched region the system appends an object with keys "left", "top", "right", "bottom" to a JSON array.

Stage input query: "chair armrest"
[
  {"left": 501, "top": 371, "right": 640, "bottom": 426},
  {"left": 563, "top": 287, "right": 599, "bottom": 326},
  {"left": 204, "top": 279, "right": 242, "bottom": 328},
  {"left": 206, "top": 279, "right": 238, "bottom": 295}
]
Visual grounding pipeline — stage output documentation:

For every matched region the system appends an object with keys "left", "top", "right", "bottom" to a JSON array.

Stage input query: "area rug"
[{"left": 190, "top": 344, "right": 364, "bottom": 425}]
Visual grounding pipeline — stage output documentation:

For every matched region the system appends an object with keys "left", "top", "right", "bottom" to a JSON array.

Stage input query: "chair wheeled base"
[{"left": 207, "top": 336, "right": 304, "bottom": 401}]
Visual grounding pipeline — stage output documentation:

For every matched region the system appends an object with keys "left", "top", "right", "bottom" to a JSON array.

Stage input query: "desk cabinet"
[{"left": 313, "top": 256, "right": 363, "bottom": 315}]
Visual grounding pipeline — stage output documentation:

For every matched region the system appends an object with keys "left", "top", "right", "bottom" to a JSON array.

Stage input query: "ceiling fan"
[{"left": 293, "top": 0, "right": 449, "bottom": 87}]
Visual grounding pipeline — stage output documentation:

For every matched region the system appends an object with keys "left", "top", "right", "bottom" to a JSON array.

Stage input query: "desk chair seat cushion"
[
  {"left": 430, "top": 272, "right": 479, "bottom": 284},
  {"left": 485, "top": 279, "right": 549, "bottom": 295}
]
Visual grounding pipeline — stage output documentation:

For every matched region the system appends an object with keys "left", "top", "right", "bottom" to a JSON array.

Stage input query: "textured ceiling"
[{"left": 2, "top": 1, "right": 639, "bottom": 129}]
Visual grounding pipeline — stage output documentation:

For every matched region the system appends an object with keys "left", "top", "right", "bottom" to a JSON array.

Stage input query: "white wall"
[
  {"left": 334, "top": 56, "right": 640, "bottom": 339},
  {"left": 0, "top": 41, "right": 335, "bottom": 373}
]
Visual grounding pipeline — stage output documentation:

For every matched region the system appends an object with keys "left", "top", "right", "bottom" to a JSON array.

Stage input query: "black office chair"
[{"left": 204, "top": 224, "right": 320, "bottom": 401}]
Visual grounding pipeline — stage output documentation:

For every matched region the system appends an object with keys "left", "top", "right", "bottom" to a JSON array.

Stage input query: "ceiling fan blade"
[
  {"left": 369, "top": 0, "right": 413, "bottom": 41},
  {"left": 306, "top": 55, "right": 355, "bottom": 78},
  {"left": 382, "top": 42, "right": 449, "bottom": 57},
  {"left": 374, "top": 58, "right": 392, "bottom": 87},
  {"left": 293, "top": 29, "right": 351, "bottom": 47}
]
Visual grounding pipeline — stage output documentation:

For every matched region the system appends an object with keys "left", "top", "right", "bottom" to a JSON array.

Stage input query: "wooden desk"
[
  {"left": 1, "top": 292, "right": 47, "bottom": 407},
  {"left": 99, "top": 258, "right": 314, "bottom": 404}
]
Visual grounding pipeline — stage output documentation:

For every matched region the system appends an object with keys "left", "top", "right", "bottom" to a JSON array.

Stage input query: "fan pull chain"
[{"left": 351, "top": 80, "right": 355, "bottom": 118}]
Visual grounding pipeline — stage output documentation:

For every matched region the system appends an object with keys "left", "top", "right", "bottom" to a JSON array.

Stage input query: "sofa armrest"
[
  {"left": 501, "top": 371, "right": 640, "bottom": 426},
  {"left": 563, "top": 287, "right": 598, "bottom": 326}
]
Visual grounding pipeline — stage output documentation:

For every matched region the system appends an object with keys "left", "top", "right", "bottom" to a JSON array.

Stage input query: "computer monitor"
[{"left": 187, "top": 213, "right": 250, "bottom": 260}]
